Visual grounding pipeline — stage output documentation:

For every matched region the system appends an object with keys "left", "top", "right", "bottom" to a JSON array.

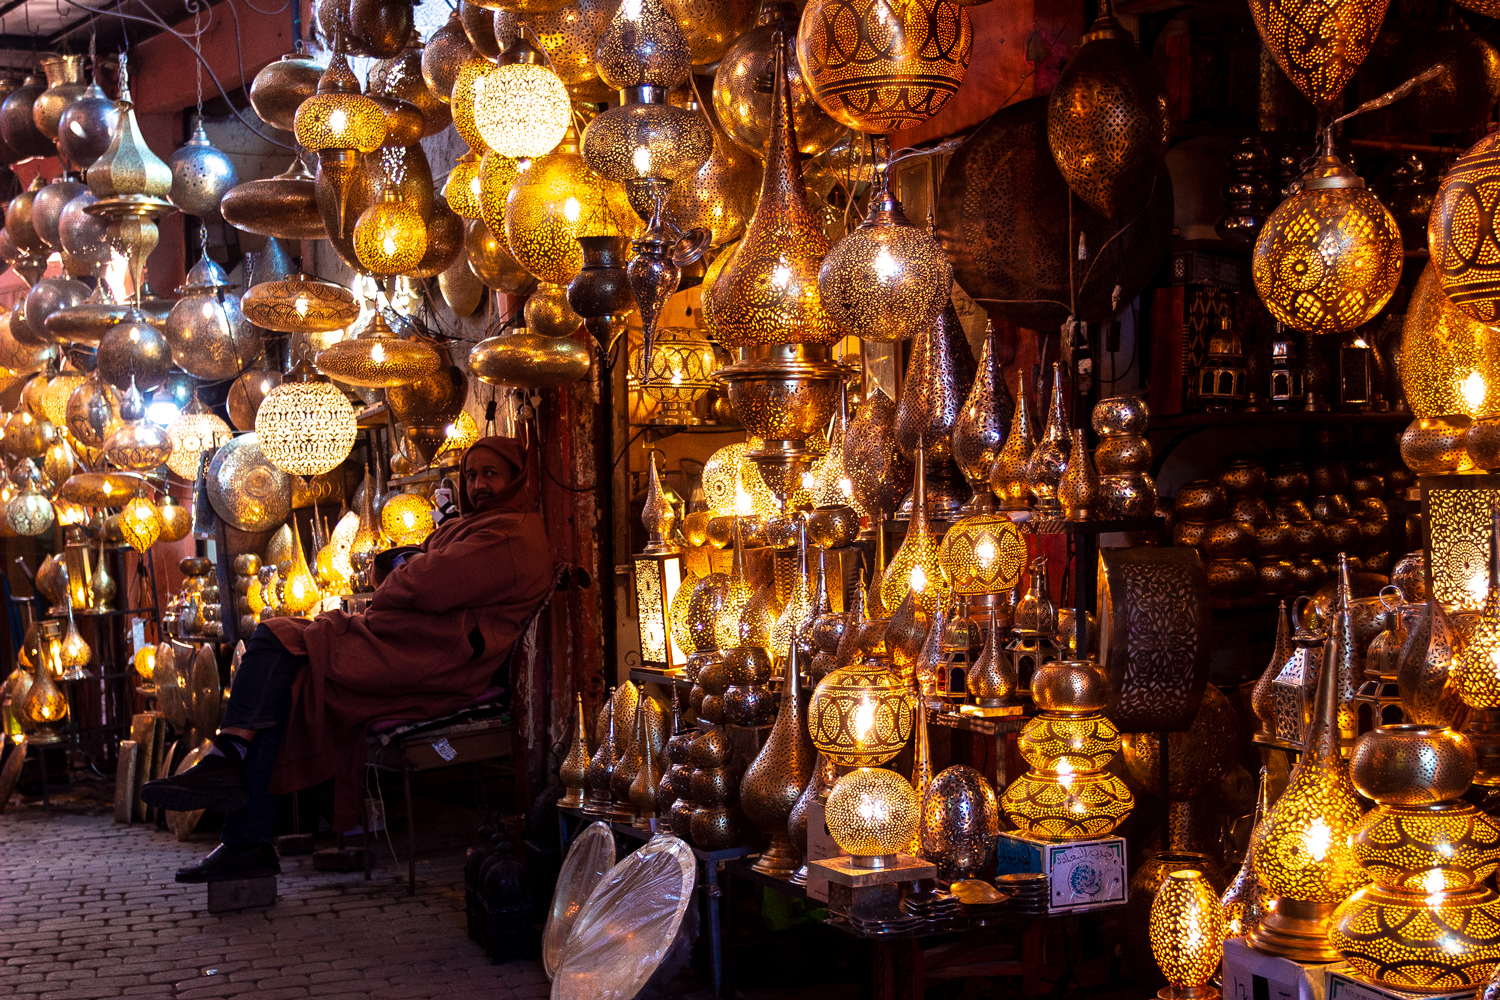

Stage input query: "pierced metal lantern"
[
  {"left": 56, "top": 74, "right": 118, "bottom": 171},
  {"left": 293, "top": 46, "right": 388, "bottom": 155},
  {"left": 472, "top": 36, "right": 571, "bottom": 160},
  {"left": 315, "top": 312, "right": 441, "bottom": 388},
  {"left": 808, "top": 659, "right": 914, "bottom": 767},
  {"left": 938, "top": 512, "right": 1028, "bottom": 612},
  {"left": 1432, "top": 131, "right": 1500, "bottom": 325},
  {"left": 253, "top": 357, "right": 359, "bottom": 477},
  {"left": 163, "top": 256, "right": 260, "bottom": 381},
  {"left": 242, "top": 274, "right": 360, "bottom": 333},
  {"left": 713, "top": 4, "right": 844, "bottom": 159},
  {"left": 1046, "top": 4, "right": 1170, "bottom": 220},
  {"left": 1402, "top": 264, "right": 1500, "bottom": 419},
  {"left": 97, "top": 310, "right": 172, "bottom": 393},
  {"left": 1271, "top": 608, "right": 1325, "bottom": 750},
  {"left": 582, "top": 94, "right": 714, "bottom": 188},
  {"left": 795, "top": 0, "right": 972, "bottom": 135},
  {"left": 1252, "top": 153, "right": 1402, "bottom": 336},
  {"left": 353, "top": 194, "right": 426, "bottom": 276},
  {"left": 167, "top": 117, "right": 239, "bottom": 219},
  {"left": 629, "top": 326, "right": 717, "bottom": 424},
  {"left": 1195, "top": 317, "right": 1247, "bottom": 410},
  {"left": 1249, "top": 0, "right": 1387, "bottom": 109},
  {"left": 166, "top": 401, "right": 233, "bottom": 480}
]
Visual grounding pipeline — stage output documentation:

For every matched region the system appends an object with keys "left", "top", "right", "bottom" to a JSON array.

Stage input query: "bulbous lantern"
[
  {"left": 167, "top": 117, "right": 239, "bottom": 218},
  {"left": 1, "top": 75, "right": 54, "bottom": 162},
  {"left": 1250, "top": 0, "right": 1387, "bottom": 110},
  {"left": 103, "top": 379, "right": 173, "bottom": 472},
  {"left": 254, "top": 354, "right": 359, "bottom": 476},
  {"left": 85, "top": 56, "right": 177, "bottom": 298},
  {"left": 795, "top": 0, "right": 972, "bottom": 135},
  {"left": 1046, "top": 0, "right": 1170, "bottom": 219},
  {"left": 1253, "top": 148, "right": 1403, "bottom": 336},
  {"left": 33, "top": 54, "right": 87, "bottom": 141},
  {"left": 1431, "top": 131, "right": 1500, "bottom": 324},
  {"left": 714, "top": 1, "right": 844, "bottom": 159},
  {"left": 353, "top": 192, "right": 426, "bottom": 276},
  {"left": 316, "top": 311, "right": 442, "bottom": 387},
  {"left": 249, "top": 46, "right": 323, "bottom": 132},
  {"left": 294, "top": 34, "right": 389, "bottom": 238},
  {"left": 471, "top": 34, "right": 571, "bottom": 160},
  {"left": 818, "top": 166, "right": 951, "bottom": 342},
  {"left": 582, "top": 0, "right": 712, "bottom": 188},
  {"left": 163, "top": 255, "right": 261, "bottom": 381},
  {"left": 57, "top": 69, "right": 120, "bottom": 171}
]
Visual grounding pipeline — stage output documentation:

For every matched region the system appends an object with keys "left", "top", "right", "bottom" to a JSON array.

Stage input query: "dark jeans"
[{"left": 219, "top": 625, "right": 306, "bottom": 847}]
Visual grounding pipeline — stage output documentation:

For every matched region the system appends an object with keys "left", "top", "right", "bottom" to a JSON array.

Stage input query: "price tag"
[{"left": 431, "top": 738, "right": 457, "bottom": 762}]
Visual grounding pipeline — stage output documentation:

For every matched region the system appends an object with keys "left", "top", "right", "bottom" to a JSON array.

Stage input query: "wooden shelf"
[
  {"left": 1015, "top": 515, "right": 1163, "bottom": 536},
  {"left": 1148, "top": 410, "right": 1411, "bottom": 431}
]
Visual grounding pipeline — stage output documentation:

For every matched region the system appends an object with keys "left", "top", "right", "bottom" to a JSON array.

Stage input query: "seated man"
[{"left": 144, "top": 435, "right": 553, "bottom": 883}]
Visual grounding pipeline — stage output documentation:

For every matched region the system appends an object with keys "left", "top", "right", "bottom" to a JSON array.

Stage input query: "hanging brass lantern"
[
  {"left": 503, "top": 127, "right": 639, "bottom": 284},
  {"left": 472, "top": 35, "right": 571, "bottom": 160},
  {"left": 220, "top": 157, "right": 325, "bottom": 241},
  {"left": 97, "top": 311, "right": 172, "bottom": 393},
  {"left": 33, "top": 54, "right": 87, "bottom": 142},
  {"left": 369, "top": 39, "right": 452, "bottom": 138},
  {"left": 163, "top": 256, "right": 261, "bottom": 381},
  {"left": 166, "top": 397, "right": 233, "bottom": 480},
  {"left": 894, "top": 298, "right": 976, "bottom": 469},
  {"left": 1249, "top": 0, "right": 1388, "bottom": 110},
  {"left": 32, "top": 175, "right": 88, "bottom": 250},
  {"left": 1432, "top": 131, "right": 1500, "bottom": 324},
  {"left": 353, "top": 191, "right": 426, "bottom": 276},
  {"left": 845, "top": 386, "right": 912, "bottom": 519},
  {"left": 242, "top": 274, "right": 360, "bottom": 333},
  {"left": 953, "top": 321, "right": 1012, "bottom": 515},
  {"left": 423, "top": 8, "right": 478, "bottom": 105},
  {"left": 103, "top": 379, "right": 173, "bottom": 471},
  {"left": 469, "top": 329, "right": 592, "bottom": 388},
  {"left": 250, "top": 47, "right": 323, "bottom": 131},
  {"left": 446, "top": 150, "right": 485, "bottom": 219},
  {"left": 1253, "top": 150, "right": 1402, "bottom": 336},
  {"left": 819, "top": 170, "right": 951, "bottom": 342},
  {"left": 714, "top": 1, "right": 843, "bottom": 159},
  {"left": 57, "top": 70, "right": 119, "bottom": 172},
  {"left": 7, "top": 176, "right": 47, "bottom": 255},
  {"left": 667, "top": 0, "right": 757, "bottom": 65},
  {"left": 0, "top": 76, "right": 52, "bottom": 162},
  {"left": 167, "top": 117, "right": 239, "bottom": 219},
  {"left": 796, "top": 0, "right": 972, "bottom": 135},
  {"left": 707, "top": 36, "right": 838, "bottom": 349},
  {"left": 465, "top": 218, "right": 536, "bottom": 293},
  {"left": 255, "top": 355, "right": 360, "bottom": 477},
  {"left": 1046, "top": 1, "right": 1170, "bottom": 220},
  {"left": 316, "top": 311, "right": 441, "bottom": 388}
]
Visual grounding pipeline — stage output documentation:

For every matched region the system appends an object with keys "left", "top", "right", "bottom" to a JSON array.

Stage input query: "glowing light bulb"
[
  {"left": 1303, "top": 818, "right": 1333, "bottom": 862},
  {"left": 1464, "top": 371, "right": 1488, "bottom": 414},
  {"left": 632, "top": 147, "right": 652, "bottom": 175},
  {"left": 295, "top": 297, "right": 309, "bottom": 317},
  {"left": 563, "top": 197, "right": 581, "bottom": 222},
  {"left": 329, "top": 108, "right": 347, "bottom": 133},
  {"left": 873, "top": 247, "right": 899, "bottom": 281},
  {"left": 910, "top": 564, "right": 927, "bottom": 593},
  {"left": 976, "top": 539, "right": 996, "bottom": 567},
  {"left": 852, "top": 701, "right": 876, "bottom": 740}
]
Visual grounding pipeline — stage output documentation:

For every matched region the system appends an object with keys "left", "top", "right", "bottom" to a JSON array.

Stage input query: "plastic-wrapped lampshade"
[
  {"left": 253, "top": 358, "right": 359, "bottom": 476},
  {"left": 473, "top": 37, "right": 571, "bottom": 160}
]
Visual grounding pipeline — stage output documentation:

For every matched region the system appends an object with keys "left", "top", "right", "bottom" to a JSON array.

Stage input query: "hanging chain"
[{"left": 193, "top": 5, "right": 203, "bottom": 117}]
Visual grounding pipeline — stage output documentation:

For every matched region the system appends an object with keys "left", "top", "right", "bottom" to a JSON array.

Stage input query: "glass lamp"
[
  {"left": 1252, "top": 150, "right": 1403, "bottom": 336},
  {"left": 825, "top": 766, "right": 921, "bottom": 868},
  {"left": 635, "top": 455, "right": 687, "bottom": 669},
  {"left": 1330, "top": 724, "right": 1500, "bottom": 992},
  {"left": 133, "top": 644, "right": 155, "bottom": 686},
  {"left": 1000, "top": 659, "right": 1134, "bottom": 841},
  {"left": 444, "top": 150, "right": 484, "bottom": 220},
  {"left": 353, "top": 193, "right": 427, "bottom": 276},
  {"left": 254, "top": 356, "right": 359, "bottom": 476},
  {"left": 315, "top": 311, "right": 441, "bottom": 388},
  {"left": 473, "top": 35, "right": 571, "bottom": 160},
  {"left": 1248, "top": 555, "right": 1370, "bottom": 963},
  {"left": 119, "top": 494, "right": 161, "bottom": 553},
  {"left": 1150, "top": 870, "right": 1225, "bottom": 1000},
  {"left": 22, "top": 621, "right": 68, "bottom": 744}
]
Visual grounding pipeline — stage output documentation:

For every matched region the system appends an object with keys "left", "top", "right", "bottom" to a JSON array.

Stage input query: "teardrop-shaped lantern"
[
  {"left": 1401, "top": 263, "right": 1500, "bottom": 420},
  {"left": 796, "top": 0, "right": 972, "bottom": 134},
  {"left": 422, "top": 9, "right": 477, "bottom": 105},
  {"left": 1253, "top": 151, "right": 1402, "bottom": 336},
  {"left": 1046, "top": 2, "right": 1170, "bottom": 219},
  {"left": 1, "top": 76, "right": 54, "bottom": 162},
  {"left": 894, "top": 297, "right": 977, "bottom": 466},
  {"left": 86, "top": 58, "right": 173, "bottom": 204},
  {"left": 1249, "top": 0, "right": 1389, "bottom": 110},
  {"left": 595, "top": 0, "right": 693, "bottom": 93},
  {"left": 845, "top": 386, "right": 912, "bottom": 518},
  {"left": 952, "top": 321, "right": 1012, "bottom": 515},
  {"left": 707, "top": 34, "right": 838, "bottom": 348}
]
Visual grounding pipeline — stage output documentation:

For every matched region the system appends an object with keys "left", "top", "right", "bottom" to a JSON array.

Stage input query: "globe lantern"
[{"left": 253, "top": 355, "right": 359, "bottom": 476}]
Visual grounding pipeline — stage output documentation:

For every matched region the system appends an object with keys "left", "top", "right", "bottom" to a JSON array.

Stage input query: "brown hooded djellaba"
[{"left": 263, "top": 436, "right": 553, "bottom": 830}]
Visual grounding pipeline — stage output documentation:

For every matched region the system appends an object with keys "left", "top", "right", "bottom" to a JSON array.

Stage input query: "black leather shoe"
[
  {"left": 176, "top": 843, "right": 281, "bottom": 884},
  {"left": 141, "top": 754, "right": 249, "bottom": 813}
]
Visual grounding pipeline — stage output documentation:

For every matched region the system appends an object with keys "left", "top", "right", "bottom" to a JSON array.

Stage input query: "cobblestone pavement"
[{"left": 0, "top": 808, "right": 550, "bottom": 1000}]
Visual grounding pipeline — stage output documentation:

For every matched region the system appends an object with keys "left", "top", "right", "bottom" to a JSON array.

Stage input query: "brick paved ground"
[{"left": 0, "top": 806, "right": 550, "bottom": 1000}]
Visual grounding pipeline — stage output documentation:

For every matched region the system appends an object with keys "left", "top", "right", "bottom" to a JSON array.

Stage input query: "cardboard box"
[
  {"left": 994, "top": 831, "right": 1127, "bottom": 912},
  {"left": 1223, "top": 936, "right": 1338, "bottom": 1000}
]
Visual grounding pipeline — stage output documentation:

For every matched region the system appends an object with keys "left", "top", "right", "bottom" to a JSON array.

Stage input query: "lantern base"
[
  {"left": 26, "top": 724, "right": 66, "bottom": 745},
  {"left": 630, "top": 813, "right": 660, "bottom": 832},
  {"left": 608, "top": 798, "right": 636, "bottom": 823},
  {"left": 808, "top": 853, "right": 938, "bottom": 887},
  {"left": 1157, "top": 987, "right": 1219, "bottom": 1000},
  {"left": 960, "top": 700, "right": 1025, "bottom": 718},
  {"left": 558, "top": 788, "right": 585, "bottom": 809},
  {"left": 1464, "top": 708, "right": 1500, "bottom": 786},
  {"left": 581, "top": 791, "right": 612, "bottom": 815},
  {"left": 752, "top": 831, "right": 802, "bottom": 878},
  {"left": 1246, "top": 898, "right": 1341, "bottom": 964},
  {"left": 897, "top": 462, "right": 969, "bottom": 523}
]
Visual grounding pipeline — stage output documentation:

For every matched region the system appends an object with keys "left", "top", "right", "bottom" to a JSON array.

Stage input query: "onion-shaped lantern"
[
  {"left": 103, "top": 378, "right": 173, "bottom": 471},
  {"left": 57, "top": 71, "right": 120, "bottom": 171},
  {"left": 119, "top": 493, "right": 162, "bottom": 553},
  {"left": 167, "top": 117, "right": 239, "bottom": 218},
  {"left": 163, "top": 255, "right": 261, "bottom": 381}
]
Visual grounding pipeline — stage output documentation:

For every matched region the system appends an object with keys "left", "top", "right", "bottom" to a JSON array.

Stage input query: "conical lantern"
[
  {"left": 281, "top": 527, "right": 322, "bottom": 615},
  {"left": 707, "top": 36, "right": 838, "bottom": 349},
  {"left": 167, "top": 117, "right": 239, "bottom": 218},
  {"left": 989, "top": 371, "right": 1036, "bottom": 511},
  {"left": 163, "top": 255, "right": 260, "bottom": 381},
  {"left": 882, "top": 440, "right": 946, "bottom": 617},
  {"left": 54, "top": 568, "right": 92, "bottom": 681},
  {"left": 1254, "top": 150, "right": 1402, "bottom": 336},
  {"left": 56, "top": 72, "right": 119, "bottom": 171},
  {"left": 844, "top": 386, "right": 912, "bottom": 520},
  {"left": 952, "top": 322, "right": 1012, "bottom": 515},
  {"left": 503, "top": 126, "right": 639, "bottom": 284},
  {"left": 1432, "top": 131, "right": 1500, "bottom": 325},
  {"left": 741, "top": 592, "right": 816, "bottom": 876},
  {"left": 795, "top": 0, "right": 972, "bottom": 134},
  {"left": 1247, "top": 554, "right": 1370, "bottom": 963},
  {"left": 713, "top": 0, "right": 843, "bottom": 159},
  {"left": 22, "top": 623, "right": 68, "bottom": 742},
  {"left": 1046, "top": 1, "right": 1169, "bottom": 220},
  {"left": 1250, "top": 0, "right": 1388, "bottom": 110},
  {"left": 558, "top": 692, "right": 592, "bottom": 808},
  {"left": 818, "top": 169, "right": 951, "bottom": 343},
  {"left": 1221, "top": 766, "right": 1272, "bottom": 939},
  {"left": 1026, "top": 363, "right": 1070, "bottom": 518},
  {"left": 894, "top": 296, "right": 976, "bottom": 470}
]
